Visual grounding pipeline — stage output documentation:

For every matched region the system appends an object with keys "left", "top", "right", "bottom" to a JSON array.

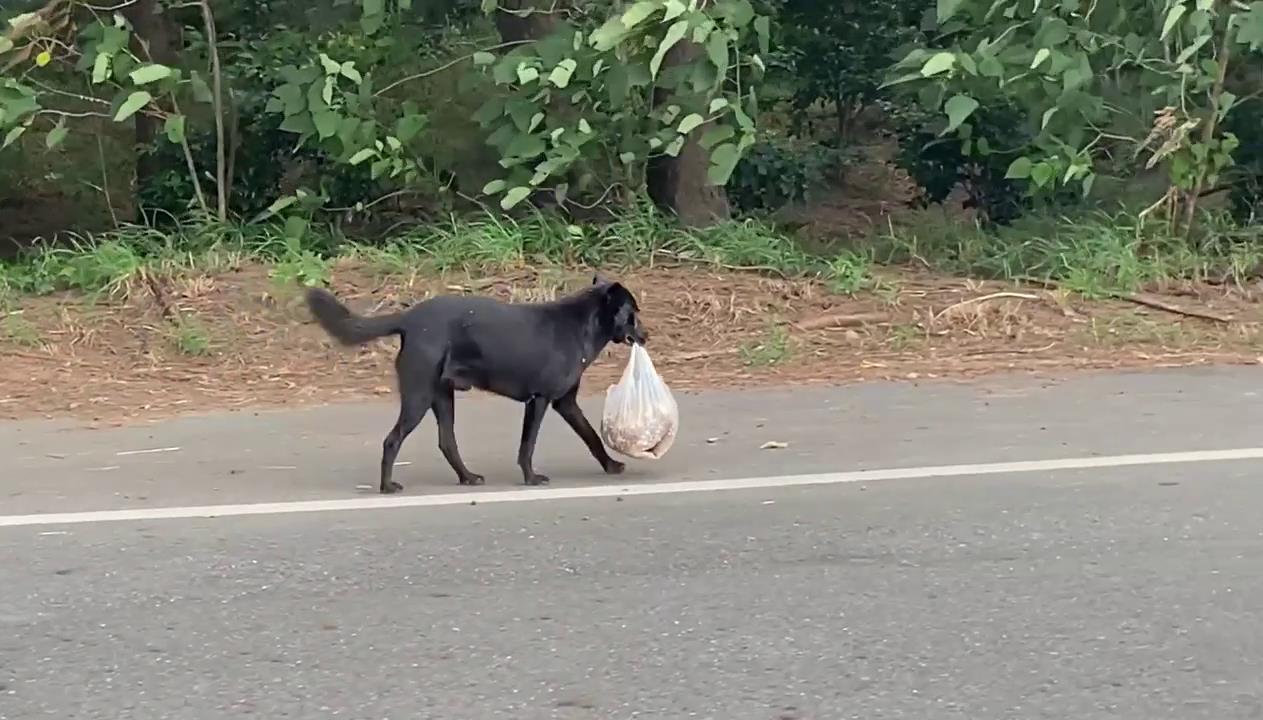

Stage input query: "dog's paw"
[
  {"left": 458, "top": 474, "right": 485, "bottom": 486},
  {"left": 380, "top": 480, "right": 404, "bottom": 494},
  {"left": 524, "top": 473, "right": 551, "bottom": 486},
  {"left": 603, "top": 459, "right": 626, "bottom": 475}
]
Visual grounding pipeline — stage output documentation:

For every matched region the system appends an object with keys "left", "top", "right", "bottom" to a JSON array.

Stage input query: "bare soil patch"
[{"left": 3, "top": 261, "right": 1262, "bottom": 424}]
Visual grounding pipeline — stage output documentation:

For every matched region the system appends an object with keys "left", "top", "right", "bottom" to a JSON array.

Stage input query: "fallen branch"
[
  {"left": 1123, "top": 292, "right": 1232, "bottom": 323},
  {"left": 932, "top": 291, "right": 1040, "bottom": 322},
  {"left": 1014, "top": 276, "right": 1232, "bottom": 323},
  {"left": 789, "top": 312, "right": 891, "bottom": 331}
]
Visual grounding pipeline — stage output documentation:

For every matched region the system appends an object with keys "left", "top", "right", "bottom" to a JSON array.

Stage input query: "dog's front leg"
[
  {"left": 551, "top": 388, "right": 625, "bottom": 475},
  {"left": 518, "top": 397, "right": 551, "bottom": 485}
]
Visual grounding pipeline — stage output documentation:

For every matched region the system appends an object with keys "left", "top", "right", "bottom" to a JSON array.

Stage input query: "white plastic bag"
[{"left": 600, "top": 344, "right": 679, "bottom": 460}]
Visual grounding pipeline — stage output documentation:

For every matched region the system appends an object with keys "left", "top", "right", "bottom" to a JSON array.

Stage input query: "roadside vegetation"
[{"left": 2, "top": 0, "right": 1262, "bottom": 418}]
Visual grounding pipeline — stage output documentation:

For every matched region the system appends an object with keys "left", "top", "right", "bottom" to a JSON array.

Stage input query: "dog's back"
[{"left": 400, "top": 292, "right": 594, "bottom": 400}]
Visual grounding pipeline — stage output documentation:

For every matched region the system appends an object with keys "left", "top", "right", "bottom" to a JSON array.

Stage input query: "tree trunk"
[
  {"left": 122, "top": 0, "right": 180, "bottom": 213},
  {"left": 647, "top": 40, "right": 731, "bottom": 226}
]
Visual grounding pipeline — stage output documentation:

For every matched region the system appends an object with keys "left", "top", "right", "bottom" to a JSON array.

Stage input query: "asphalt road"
[{"left": 3, "top": 367, "right": 1263, "bottom": 719}]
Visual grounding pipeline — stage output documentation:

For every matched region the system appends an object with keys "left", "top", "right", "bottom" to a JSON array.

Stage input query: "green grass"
[
  {"left": 1, "top": 313, "right": 41, "bottom": 347},
  {"left": 2, "top": 205, "right": 1260, "bottom": 303},
  {"left": 740, "top": 324, "right": 793, "bottom": 366},
  {"left": 0, "top": 208, "right": 841, "bottom": 298},
  {"left": 863, "top": 208, "right": 1263, "bottom": 297},
  {"left": 168, "top": 316, "right": 214, "bottom": 356}
]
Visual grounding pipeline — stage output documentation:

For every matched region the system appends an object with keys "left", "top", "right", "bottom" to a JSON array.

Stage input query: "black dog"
[{"left": 306, "top": 276, "right": 647, "bottom": 493}]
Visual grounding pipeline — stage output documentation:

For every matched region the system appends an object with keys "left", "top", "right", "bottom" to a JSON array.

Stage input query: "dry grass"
[{"left": 2, "top": 261, "right": 1262, "bottom": 423}]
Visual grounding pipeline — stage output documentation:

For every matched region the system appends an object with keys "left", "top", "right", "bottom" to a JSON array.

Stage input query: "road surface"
[{"left": 3, "top": 367, "right": 1263, "bottom": 719}]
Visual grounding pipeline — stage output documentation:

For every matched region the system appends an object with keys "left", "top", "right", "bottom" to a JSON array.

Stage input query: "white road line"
[{"left": 3, "top": 447, "right": 1262, "bottom": 529}]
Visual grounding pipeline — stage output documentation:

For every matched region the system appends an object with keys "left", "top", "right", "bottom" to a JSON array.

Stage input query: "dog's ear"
[
  {"left": 601, "top": 281, "right": 635, "bottom": 308},
  {"left": 592, "top": 273, "right": 610, "bottom": 287}
]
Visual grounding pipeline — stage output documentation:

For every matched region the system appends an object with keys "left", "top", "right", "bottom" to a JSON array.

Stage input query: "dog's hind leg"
[
  {"left": 517, "top": 397, "right": 551, "bottom": 486},
  {"left": 432, "top": 384, "right": 484, "bottom": 486},
  {"left": 380, "top": 387, "right": 430, "bottom": 494},
  {"left": 551, "top": 386, "right": 625, "bottom": 475}
]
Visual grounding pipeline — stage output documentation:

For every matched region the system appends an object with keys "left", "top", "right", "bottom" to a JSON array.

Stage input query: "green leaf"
[
  {"left": 3, "top": 125, "right": 26, "bottom": 149},
  {"left": 590, "top": 18, "right": 628, "bottom": 51},
  {"left": 619, "top": 151, "right": 636, "bottom": 165},
  {"left": 678, "top": 113, "right": 705, "bottom": 134},
  {"left": 0, "top": 37, "right": 12, "bottom": 54},
  {"left": 1041, "top": 107, "right": 1058, "bottom": 129},
  {"left": 279, "top": 112, "right": 315, "bottom": 136},
  {"left": 190, "top": 72, "right": 214, "bottom": 104},
  {"left": 516, "top": 64, "right": 540, "bottom": 84},
  {"left": 548, "top": 58, "right": 578, "bottom": 88},
  {"left": 1031, "top": 48, "right": 1051, "bottom": 69},
  {"left": 621, "top": 1, "right": 660, "bottom": 28},
  {"left": 664, "top": 0, "right": 687, "bottom": 20},
  {"left": 1217, "top": 91, "right": 1237, "bottom": 119},
  {"left": 920, "top": 52, "right": 956, "bottom": 77},
  {"left": 1005, "top": 157, "right": 1032, "bottom": 179},
  {"left": 341, "top": 62, "right": 363, "bottom": 84},
  {"left": 473, "top": 51, "right": 496, "bottom": 65},
  {"left": 707, "top": 142, "right": 740, "bottom": 186},
  {"left": 650, "top": 21, "right": 690, "bottom": 79},
  {"left": 254, "top": 196, "right": 297, "bottom": 222},
  {"left": 323, "top": 53, "right": 343, "bottom": 76},
  {"left": 360, "top": 0, "right": 385, "bottom": 33},
  {"left": 1237, "top": 3, "right": 1263, "bottom": 50},
  {"left": 92, "top": 53, "right": 111, "bottom": 84},
  {"left": 1175, "top": 33, "right": 1211, "bottom": 63},
  {"left": 45, "top": 122, "right": 68, "bottom": 150},
  {"left": 753, "top": 16, "right": 770, "bottom": 55},
  {"left": 664, "top": 135, "right": 685, "bottom": 156},
  {"left": 938, "top": 0, "right": 966, "bottom": 22},
  {"left": 163, "top": 114, "right": 186, "bottom": 144},
  {"left": 482, "top": 179, "right": 507, "bottom": 195},
  {"left": 1161, "top": 3, "right": 1187, "bottom": 40},
  {"left": 500, "top": 186, "right": 531, "bottom": 210},
  {"left": 481, "top": 0, "right": 497, "bottom": 12},
  {"left": 606, "top": 64, "right": 630, "bottom": 108},
  {"left": 114, "top": 91, "right": 152, "bottom": 122},
  {"left": 313, "top": 110, "right": 340, "bottom": 139},
  {"left": 942, "top": 94, "right": 979, "bottom": 133},
  {"left": 35, "top": 50, "right": 51, "bottom": 67},
  {"left": 129, "top": 63, "right": 173, "bottom": 85},
  {"left": 700, "top": 124, "right": 734, "bottom": 149},
  {"left": 578, "top": 117, "right": 592, "bottom": 134},
  {"left": 720, "top": 0, "right": 756, "bottom": 26},
  {"left": 978, "top": 55, "right": 1004, "bottom": 77},
  {"left": 1030, "top": 161, "right": 1054, "bottom": 187},
  {"left": 396, "top": 113, "right": 427, "bottom": 142},
  {"left": 348, "top": 148, "right": 377, "bottom": 165},
  {"left": 705, "top": 32, "right": 729, "bottom": 78}
]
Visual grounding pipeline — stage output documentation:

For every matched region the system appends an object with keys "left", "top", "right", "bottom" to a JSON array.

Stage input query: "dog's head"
[{"left": 592, "top": 274, "right": 647, "bottom": 345}]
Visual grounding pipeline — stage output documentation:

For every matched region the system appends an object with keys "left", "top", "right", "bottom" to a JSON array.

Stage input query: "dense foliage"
[{"left": 1, "top": 0, "right": 1261, "bottom": 239}]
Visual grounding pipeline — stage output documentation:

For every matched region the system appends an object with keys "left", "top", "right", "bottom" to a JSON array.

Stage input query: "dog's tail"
[{"left": 305, "top": 288, "right": 404, "bottom": 346}]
